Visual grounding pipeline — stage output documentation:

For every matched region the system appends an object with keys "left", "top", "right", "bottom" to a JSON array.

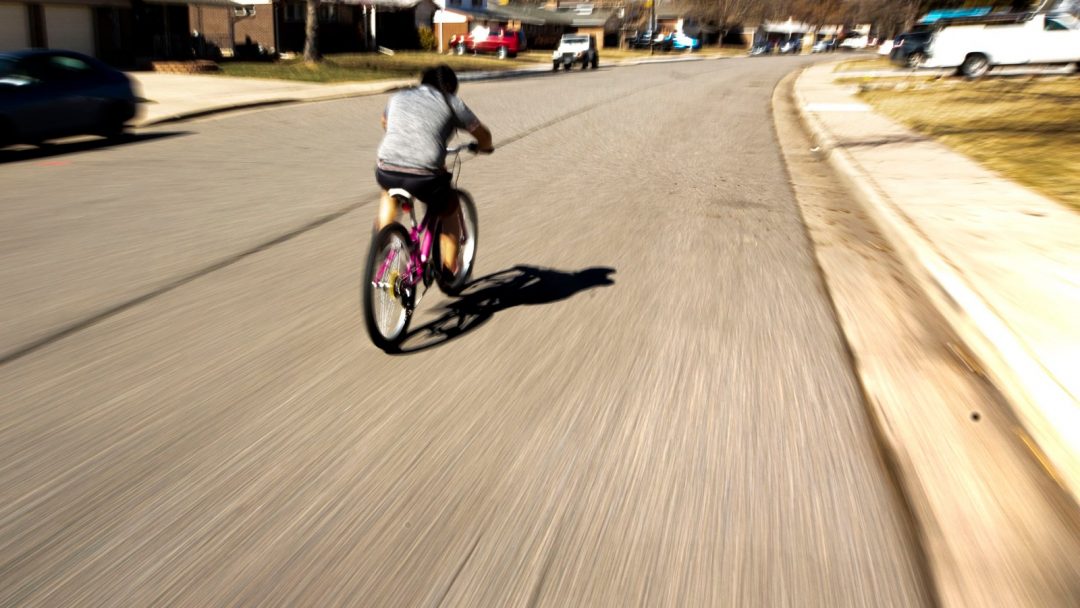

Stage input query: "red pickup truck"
[{"left": 450, "top": 28, "right": 527, "bottom": 59}]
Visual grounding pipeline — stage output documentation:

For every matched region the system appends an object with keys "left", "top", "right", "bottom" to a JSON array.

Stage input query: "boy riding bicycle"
[{"left": 375, "top": 65, "right": 494, "bottom": 277}]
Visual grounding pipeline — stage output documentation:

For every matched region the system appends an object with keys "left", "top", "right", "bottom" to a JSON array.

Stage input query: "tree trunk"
[{"left": 304, "top": 0, "right": 320, "bottom": 62}]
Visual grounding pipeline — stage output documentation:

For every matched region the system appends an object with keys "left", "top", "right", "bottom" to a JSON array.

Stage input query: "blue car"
[
  {"left": 672, "top": 33, "right": 701, "bottom": 51},
  {"left": 0, "top": 49, "right": 140, "bottom": 148}
]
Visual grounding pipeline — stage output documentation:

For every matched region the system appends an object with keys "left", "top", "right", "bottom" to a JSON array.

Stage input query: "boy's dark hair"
[{"left": 420, "top": 64, "right": 459, "bottom": 95}]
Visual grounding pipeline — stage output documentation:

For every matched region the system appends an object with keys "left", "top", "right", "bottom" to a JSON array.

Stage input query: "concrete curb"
[
  {"left": 792, "top": 66, "right": 1080, "bottom": 505},
  {"left": 134, "top": 53, "right": 737, "bottom": 128}
]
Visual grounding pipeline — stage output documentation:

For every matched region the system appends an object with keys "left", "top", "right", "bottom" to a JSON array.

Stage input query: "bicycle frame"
[
  {"left": 373, "top": 201, "right": 436, "bottom": 292},
  {"left": 372, "top": 143, "right": 473, "bottom": 299}
]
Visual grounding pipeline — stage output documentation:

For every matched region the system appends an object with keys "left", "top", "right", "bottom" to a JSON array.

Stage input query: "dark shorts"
[{"left": 375, "top": 167, "right": 457, "bottom": 216}]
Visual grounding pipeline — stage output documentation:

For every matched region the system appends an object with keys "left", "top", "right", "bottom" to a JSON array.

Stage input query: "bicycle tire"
[
  {"left": 435, "top": 190, "right": 479, "bottom": 296},
  {"left": 363, "top": 224, "right": 413, "bottom": 351}
]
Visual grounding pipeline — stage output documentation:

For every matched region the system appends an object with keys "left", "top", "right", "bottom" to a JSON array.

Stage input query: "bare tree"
[
  {"left": 788, "top": 0, "right": 847, "bottom": 26},
  {"left": 304, "top": 0, "right": 320, "bottom": 63},
  {"left": 685, "top": 0, "right": 757, "bottom": 38}
]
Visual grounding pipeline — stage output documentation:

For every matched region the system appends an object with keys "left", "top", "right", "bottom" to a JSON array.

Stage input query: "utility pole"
[{"left": 649, "top": 0, "right": 655, "bottom": 55}]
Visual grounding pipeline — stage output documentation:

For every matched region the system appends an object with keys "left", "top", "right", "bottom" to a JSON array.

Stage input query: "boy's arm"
[{"left": 468, "top": 123, "right": 494, "bottom": 153}]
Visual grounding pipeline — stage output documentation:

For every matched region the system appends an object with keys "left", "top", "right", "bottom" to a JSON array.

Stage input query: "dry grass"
[
  {"left": 833, "top": 56, "right": 896, "bottom": 72},
  {"left": 859, "top": 76, "right": 1080, "bottom": 209},
  {"left": 220, "top": 47, "right": 744, "bottom": 83},
  {"left": 219, "top": 52, "right": 534, "bottom": 83},
  {"left": 600, "top": 46, "right": 745, "bottom": 61}
]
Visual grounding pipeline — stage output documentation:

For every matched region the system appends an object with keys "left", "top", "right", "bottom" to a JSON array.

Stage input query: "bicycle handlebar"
[{"left": 446, "top": 142, "right": 492, "bottom": 155}]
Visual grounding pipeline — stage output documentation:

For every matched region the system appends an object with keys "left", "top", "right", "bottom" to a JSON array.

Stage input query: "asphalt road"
[{"left": 0, "top": 56, "right": 932, "bottom": 606}]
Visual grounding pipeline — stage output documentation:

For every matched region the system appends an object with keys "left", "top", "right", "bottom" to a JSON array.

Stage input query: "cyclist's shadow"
[{"left": 394, "top": 265, "right": 616, "bottom": 354}]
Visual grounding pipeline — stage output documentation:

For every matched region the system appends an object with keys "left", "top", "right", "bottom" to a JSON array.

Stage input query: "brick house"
[
  {"left": 440, "top": 1, "right": 621, "bottom": 50},
  {"left": 189, "top": 0, "right": 275, "bottom": 56},
  {"left": 0, "top": 0, "right": 132, "bottom": 59},
  {"left": 0, "top": 0, "right": 272, "bottom": 65},
  {"left": 192, "top": 0, "right": 439, "bottom": 56}
]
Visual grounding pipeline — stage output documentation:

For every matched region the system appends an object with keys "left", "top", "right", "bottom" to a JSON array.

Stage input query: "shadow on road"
[
  {"left": 394, "top": 265, "right": 616, "bottom": 354},
  {"left": 0, "top": 131, "right": 189, "bottom": 165}
]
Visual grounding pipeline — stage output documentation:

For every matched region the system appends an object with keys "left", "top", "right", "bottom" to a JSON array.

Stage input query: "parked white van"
[{"left": 922, "top": 12, "right": 1080, "bottom": 77}]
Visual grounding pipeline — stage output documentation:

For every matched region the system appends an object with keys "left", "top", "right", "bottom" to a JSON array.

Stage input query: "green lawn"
[{"left": 859, "top": 76, "right": 1080, "bottom": 209}]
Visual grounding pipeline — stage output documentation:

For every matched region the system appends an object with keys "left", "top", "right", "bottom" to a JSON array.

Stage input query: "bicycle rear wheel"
[
  {"left": 363, "top": 224, "right": 412, "bottom": 351},
  {"left": 436, "top": 190, "right": 478, "bottom": 296}
]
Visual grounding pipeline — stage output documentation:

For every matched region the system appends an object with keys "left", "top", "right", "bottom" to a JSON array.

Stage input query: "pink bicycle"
[{"left": 363, "top": 143, "right": 480, "bottom": 352}]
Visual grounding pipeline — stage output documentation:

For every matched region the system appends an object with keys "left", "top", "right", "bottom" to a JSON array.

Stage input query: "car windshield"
[
  {"left": 1048, "top": 14, "right": 1079, "bottom": 29},
  {"left": 562, "top": 37, "right": 588, "bottom": 44},
  {"left": 0, "top": 58, "right": 35, "bottom": 87}
]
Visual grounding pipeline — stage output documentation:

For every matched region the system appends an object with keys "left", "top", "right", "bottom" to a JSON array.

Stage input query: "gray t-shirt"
[{"left": 377, "top": 84, "right": 480, "bottom": 173}]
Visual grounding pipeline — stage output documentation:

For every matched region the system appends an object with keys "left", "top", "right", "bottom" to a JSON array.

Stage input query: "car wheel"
[
  {"left": 552, "top": 61, "right": 559, "bottom": 71},
  {"left": 0, "top": 118, "right": 14, "bottom": 149},
  {"left": 960, "top": 53, "right": 990, "bottom": 79},
  {"left": 906, "top": 52, "right": 925, "bottom": 69},
  {"left": 591, "top": 56, "right": 599, "bottom": 69},
  {"left": 496, "top": 46, "right": 508, "bottom": 60},
  {"left": 97, "top": 103, "right": 131, "bottom": 139}
]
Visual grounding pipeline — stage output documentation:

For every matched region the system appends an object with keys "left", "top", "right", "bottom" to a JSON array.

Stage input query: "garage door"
[
  {"left": 44, "top": 5, "right": 95, "bottom": 56},
  {"left": 0, "top": 4, "right": 30, "bottom": 52}
]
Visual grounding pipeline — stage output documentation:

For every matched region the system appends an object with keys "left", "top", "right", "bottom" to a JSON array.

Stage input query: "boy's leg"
[
  {"left": 440, "top": 192, "right": 461, "bottom": 275},
  {"left": 377, "top": 190, "right": 397, "bottom": 230}
]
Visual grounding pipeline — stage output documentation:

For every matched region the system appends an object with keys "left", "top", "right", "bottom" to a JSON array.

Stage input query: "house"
[
  {"left": 0, "top": 0, "right": 252, "bottom": 65},
  {"left": 557, "top": 2, "right": 618, "bottom": 48},
  {"left": 189, "top": 0, "right": 276, "bottom": 56},
  {"left": 759, "top": 18, "right": 812, "bottom": 45},
  {"left": 272, "top": 0, "right": 438, "bottom": 54},
  {"left": 626, "top": 3, "right": 718, "bottom": 47},
  {"left": 274, "top": 0, "right": 369, "bottom": 54},
  {"left": 439, "top": 0, "right": 621, "bottom": 50},
  {"left": 192, "top": 0, "right": 437, "bottom": 56},
  {"left": 0, "top": 0, "right": 133, "bottom": 60}
]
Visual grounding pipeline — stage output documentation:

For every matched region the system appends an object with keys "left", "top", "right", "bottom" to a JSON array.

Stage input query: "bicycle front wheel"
[
  {"left": 436, "top": 190, "right": 478, "bottom": 296},
  {"left": 363, "top": 224, "right": 412, "bottom": 351}
]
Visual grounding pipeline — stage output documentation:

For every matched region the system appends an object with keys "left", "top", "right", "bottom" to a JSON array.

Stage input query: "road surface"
[{"left": 0, "top": 56, "right": 932, "bottom": 606}]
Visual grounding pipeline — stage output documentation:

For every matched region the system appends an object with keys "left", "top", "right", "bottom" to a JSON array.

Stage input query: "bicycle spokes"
[{"left": 364, "top": 227, "right": 412, "bottom": 347}]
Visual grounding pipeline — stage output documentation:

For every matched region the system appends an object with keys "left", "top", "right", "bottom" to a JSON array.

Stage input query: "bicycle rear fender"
[{"left": 387, "top": 188, "right": 412, "bottom": 201}]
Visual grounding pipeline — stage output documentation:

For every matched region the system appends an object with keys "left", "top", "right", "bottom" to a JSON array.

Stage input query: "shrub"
[{"left": 418, "top": 26, "right": 438, "bottom": 52}]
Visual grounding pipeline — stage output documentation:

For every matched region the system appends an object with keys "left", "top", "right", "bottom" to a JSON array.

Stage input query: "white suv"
[{"left": 553, "top": 34, "right": 599, "bottom": 71}]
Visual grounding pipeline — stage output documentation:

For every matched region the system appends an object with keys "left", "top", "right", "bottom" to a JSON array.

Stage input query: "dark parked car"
[
  {"left": 627, "top": 30, "right": 653, "bottom": 49},
  {"left": 628, "top": 30, "right": 673, "bottom": 51},
  {"left": 889, "top": 29, "right": 933, "bottom": 67},
  {"left": 0, "top": 49, "right": 140, "bottom": 147}
]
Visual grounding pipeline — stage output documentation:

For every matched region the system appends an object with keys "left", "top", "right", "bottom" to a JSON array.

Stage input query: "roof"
[
  {"left": 761, "top": 19, "right": 812, "bottom": 34},
  {"left": 143, "top": 0, "right": 243, "bottom": 6},
  {"left": 449, "top": 4, "right": 616, "bottom": 27},
  {"left": 918, "top": 7, "right": 992, "bottom": 23},
  {"left": 336, "top": 0, "right": 434, "bottom": 6}
]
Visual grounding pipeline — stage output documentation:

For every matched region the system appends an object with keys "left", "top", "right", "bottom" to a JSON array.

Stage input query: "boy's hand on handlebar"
[{"left": 467, "top": 142, "right": 494, "bottom": 154}]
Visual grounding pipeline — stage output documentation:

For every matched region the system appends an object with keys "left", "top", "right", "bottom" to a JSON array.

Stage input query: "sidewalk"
[
  {"left": 795, "top": 63, "right": 1080, "bottom": 501},
  {"left": 129, "top": 73, "right": 416, "bottom": 127},
  {"left": 129, "top": 54, "right": 731, "bottom": 127}
]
